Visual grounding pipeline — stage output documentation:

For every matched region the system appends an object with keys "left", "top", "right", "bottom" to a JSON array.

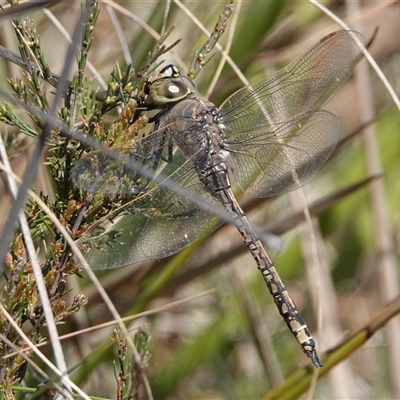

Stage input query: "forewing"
[
  {"left": 75, "top": 148, "right": 222, "bottom": 270},
  {"left": 226, "top": 110, "right": 341, "bottom": 197},
  {"left": 72, "top": 131, "right": 167, "bottom": 195},
  {"left": 220, "top": 30, "right": 365, "bottom": 129}
]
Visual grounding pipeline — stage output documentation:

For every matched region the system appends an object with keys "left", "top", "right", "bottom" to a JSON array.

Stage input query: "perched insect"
[{"left": 72, "top": 30, "right": 366, "bottom": 367}]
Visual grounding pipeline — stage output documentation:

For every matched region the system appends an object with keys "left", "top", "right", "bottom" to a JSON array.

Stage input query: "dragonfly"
[{"left": 72, "top": 30, "right": 366, "bottom": 367}]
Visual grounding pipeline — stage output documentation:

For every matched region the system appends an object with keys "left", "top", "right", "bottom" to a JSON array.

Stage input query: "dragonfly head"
[{"left": 143, "top": 64, "right": 197, "bottom": 106}]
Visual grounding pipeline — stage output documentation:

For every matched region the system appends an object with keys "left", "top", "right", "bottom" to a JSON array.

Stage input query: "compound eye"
[
  {"left": 149, "top": 79, "right": 189, "bottom": 104},
  {"left": 144, "top": 64, "right": 197, "bottom": 106},
  {"left": 148, "top": 76, "right": 197, "bottom": 105}
]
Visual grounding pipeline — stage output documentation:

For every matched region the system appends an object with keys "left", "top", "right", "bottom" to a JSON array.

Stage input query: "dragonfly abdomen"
[{"left": 226, "top": 194, "right": 323, "bottom": 367}]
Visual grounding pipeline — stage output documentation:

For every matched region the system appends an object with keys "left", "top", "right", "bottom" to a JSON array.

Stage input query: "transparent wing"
[
  {"left": 72, "top": 131, "right": 169, "bottom": 195},
  {"left": 226, "top": 110, "right": 341, "bottom": 197},
  {"left": 75, "top": 148, "right": 222, "bottom": 270},
  {"left": 220, "top": 30, "right": 365, "bottom": 129},
  {"left": 220, "top": 30, "right": 364, "bottom": 197}
]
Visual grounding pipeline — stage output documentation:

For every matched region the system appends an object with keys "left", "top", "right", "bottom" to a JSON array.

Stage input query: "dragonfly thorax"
[{"left": 159, "top": 94, "right": 226, "bottom": 163}]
